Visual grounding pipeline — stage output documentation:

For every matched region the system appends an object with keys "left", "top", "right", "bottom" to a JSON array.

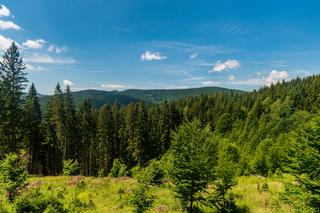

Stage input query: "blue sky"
[{"left": 1, "top": 0, "right": 320, "bottom": 94}]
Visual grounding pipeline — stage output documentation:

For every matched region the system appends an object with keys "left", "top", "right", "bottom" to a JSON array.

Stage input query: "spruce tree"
[
  {"left": 97, "top": 104, "right": 113, "bottom": 175},
  {"left": 63, "top": 85, "right": 78, "bottom": 161},
  {"left": 0, "top": 42, "right": 28, "bottom": 154},
  {"left": 78, "top": 99, "right": 97, "bottom": 176},
  {"left": 23, "top": 83, "right": 42, "bottom": 174},
  {"left": 169, "top": 120, "right": 214, "bottom": 212},
  {"left": 43, "top": 83, "right": 64, "bottom": 175}
]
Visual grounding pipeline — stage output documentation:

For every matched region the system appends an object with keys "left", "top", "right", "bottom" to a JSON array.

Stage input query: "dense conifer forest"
[{"left": 0, "top": 43, "right": 320, "bottom": 212}]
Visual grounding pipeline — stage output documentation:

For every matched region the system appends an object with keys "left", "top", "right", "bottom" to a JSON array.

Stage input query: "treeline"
[
  {"left": 1, "top": 43, "right": 320, "bottom": 210},
  {"left": 0, "top": 43, "right": 182, "bottom": 176}
]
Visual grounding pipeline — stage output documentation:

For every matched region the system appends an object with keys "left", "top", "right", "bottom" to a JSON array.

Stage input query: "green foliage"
[
  {"left": 39, "top": 87, "right": 241, "bottom": 111},
  {"left": 261, "top": 183, "right": 269, "bottom": 192},
  {"left": 169, "top": 120, "right": 215, "bottom": 212},
  {"left": 130, "top": 184, "right": 154, "bottom": 213},
  {"left": 287, "top": 114, "right": 320, "bottom": 211},
  {"left": 215, "top": 113, "right": 232, "bottom": 135},
  {"left": 109, "top": 159, "right": 128, "bottom": 177},
  {"left": 0, "top": 42, "right": 28, "bottom": 154},
  {"left": 136, "top": 160, "right": 165, "bottom": 186},
  {"left": 0, "top": 153, "right": 27, "bottom": 201},
  {"left": 63, "top": 159, "right": 80, "bottom": 176},
  {"left": 14, "top": 189, "right": 65, "bottom": 213},
  {"left": 207, "top": 157, "right": 238, "bottom": 213},
  {"left": 68, "top": 192, "right": 95, "bottom": 212},
  {"left": 24, "top": 83, "right": 42, "bottom": 175},
  {"left": 252, "top": 138, "right": 273, "bottom": 176}
]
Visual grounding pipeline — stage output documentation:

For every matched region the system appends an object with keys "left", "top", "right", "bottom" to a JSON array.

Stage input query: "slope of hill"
[{"left": 39, "top": 86, "right": 245, "bottom": 110}]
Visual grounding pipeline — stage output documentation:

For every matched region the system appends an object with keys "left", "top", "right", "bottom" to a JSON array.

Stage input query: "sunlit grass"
[{"left": 25, "top": 175, "right": 295, "bottom": 213}]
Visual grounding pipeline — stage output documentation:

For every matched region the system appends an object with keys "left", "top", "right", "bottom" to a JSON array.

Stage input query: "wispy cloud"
[
  {"left": 228, "top": 75, "right": 235, "bottom": 81},
  {"left": 228, "top": 70, "right": 289, "bottom": 86},
  {"left": 209, "top": 59, "right": 240, "bottom": 73},
  {"left": 182, "top": 76, "right": 206, "bottom": 82},
  {"left": 23, "top": 39, "right": 46, "bottom": 49},
  {"left": 101, "top": 83, "right": 132, "bottom": 90},
  {"left": 48, "top": 44, "right": 67, "bottom": 53},
  {"left": 0, "top": 20, "right": 21, "bottom": 30},
  {"left": 228, "top": 77, "right": 263, "bottom": 86},
  {"left": 189, "top": 53, "right": 198, "bottom": 59},
  {"left": 0, "top": 5, "right": 10, "bottom": 17},
  {"left": 201, "top": 81, "right": 222, "bottom": 86},
  {"left": 25, "top": 64, "right": 46, "bottom": 72},
  {"left": 150, "top": 41, "right": 233, "bottom": 55},
  {"left": 141, "top": 51, "right": 166, "bottom": 61},
  {"left": 24, "top": 53, "right": 76, "bottom": 64}
]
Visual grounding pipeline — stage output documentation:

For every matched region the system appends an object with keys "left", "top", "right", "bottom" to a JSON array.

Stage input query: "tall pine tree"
[
  {"left": 23, "top": 83, "right": 42, "bottom": 174},
  {"left": 0, "top": 42, "right": 28, "bottom": 154}
]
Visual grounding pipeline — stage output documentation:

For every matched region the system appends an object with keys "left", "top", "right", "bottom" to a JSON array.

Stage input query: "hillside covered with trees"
[
  {"left": 38, "top": 86, "right": 243, "bottom": 112},
  {"left": 0, "top": 43, "right": 320, "bottom": 212}
]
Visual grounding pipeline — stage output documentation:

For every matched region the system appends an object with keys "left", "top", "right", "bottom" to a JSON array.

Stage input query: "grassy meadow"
[{"left": 11, "top": 175, "right": 294, "bottom": 213}]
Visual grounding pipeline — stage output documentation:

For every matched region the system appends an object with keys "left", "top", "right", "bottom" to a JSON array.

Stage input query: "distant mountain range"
[{"left": 39, "top": 86, "right": 245, "bottom": 111}]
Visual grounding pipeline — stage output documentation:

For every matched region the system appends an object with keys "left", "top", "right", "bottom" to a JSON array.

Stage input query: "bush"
[
  {"left": 68, "top": 192, "right": 95, "bottom": 212},
  {"left": 63, "top": 159, "right": 80, "bottom": 176},
  {"left": 0, "top": 153, "right": 28, "bottom": 201},
  {"left": 130, "top": 184, "right": 154, "bottom": 213},
  {"left": 137, "top": 160, "right": 165, "bottom": 186},
  {"left": 14, "top": 189, "right": 65, "bottom": 212},
  {"left": 109, "top": 159, "right": 128, "bottom": 177}
]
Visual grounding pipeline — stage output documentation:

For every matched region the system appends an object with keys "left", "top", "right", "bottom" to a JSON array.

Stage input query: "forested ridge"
[
  {"left": 38, "top": 86, "right": 243, "bottom": 112},
  {"left": 1, "top": 43, "right": 320, "bottom": 212}
]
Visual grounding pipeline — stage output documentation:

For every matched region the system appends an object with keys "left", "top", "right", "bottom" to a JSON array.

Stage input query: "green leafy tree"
[
  {"left": 0, "top": 153, "right": 27, "bottom": 201},
  {"left": 169, "top": 120, "right": 214, "bottom": 212},
  {"left": 0, "top": 42, "right": 28, "bottom": 154}
]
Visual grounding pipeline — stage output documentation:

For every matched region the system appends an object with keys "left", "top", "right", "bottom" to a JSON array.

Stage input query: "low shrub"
[
  {"left": 63, "top": 159, "right": 80, "bottom": 176},
  {"left": 109, "top": 159, "right": 128, "bottom": 177},
  {"left": 14, "top": 189, "right": 65, "bottom": 212},
  {"left": 130, "top": 184, "right": 154, "bottom": 213},
  {"left": 137, "top": 160, "right": 165, "bottom": 186}
]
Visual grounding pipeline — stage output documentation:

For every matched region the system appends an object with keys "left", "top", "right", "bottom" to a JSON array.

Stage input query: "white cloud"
[
  {"left": 266, "top": 70, "right": 288, "bottom": 85},
  {"left": 0, "top": 34, "right": 15, "bottom": 50},
  {"left": 189, "top": 53, "right": 198, "bottom": 59},
  {"left": 209, "top": 59, "right": 240, "bottom": 73},
  {"left": 201, "top": 81, "right": 221, "bottom": 86},
  {"left": 63, "top": 79, "right": 74, "bottom": 87},
  {"left": 0, "top": 20, "right": 21, "bottom": 30},
  {"left": 101, "top": 83, "right": 132, "bottom": 90},
  {"left": 47, "top": 44, "right": 67, "bottom": 53},
  {"left": 0, "top": 5, "right": 10, "bottom": 17},
  {"left": 25, "top": 64, "right": 46, "bottom": 72},
  {"left": 22, "top": 39, "right": 46, "bottom": 49},
  {"left": 24, "top": 53, "right": 76, "bottom": 64},
  {"left": 228, "top": 70, "right": 289, "bottom": 86},
  {"left": 141, "top": 51, "right": 166, "bottom": 61},
  {"left": 228, "top": 75, "right": 235, "bottom": 81}
]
